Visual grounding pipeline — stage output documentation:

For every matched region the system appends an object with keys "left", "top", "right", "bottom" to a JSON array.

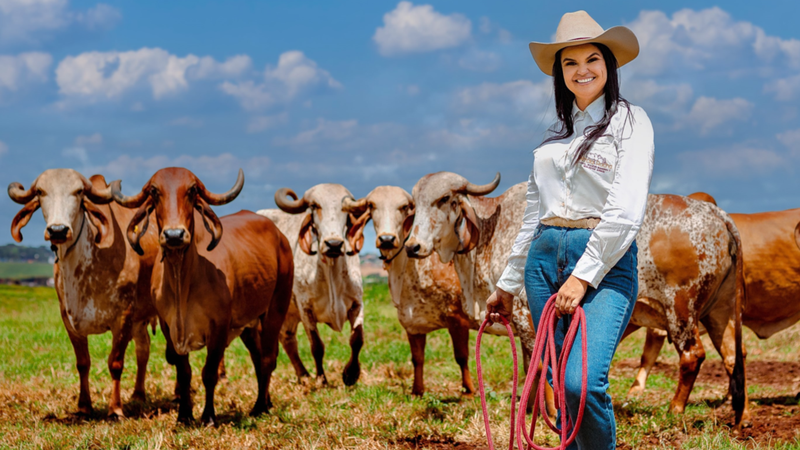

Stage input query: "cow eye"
[
  {"left": 36, "top": 188, "right": 44, "bottom": 196},
  {"left": 437, "top": 195, "right": 450, "bottom": 207},
  {"left": 75, "top": 188, "right": 83, "bottom": 196}
]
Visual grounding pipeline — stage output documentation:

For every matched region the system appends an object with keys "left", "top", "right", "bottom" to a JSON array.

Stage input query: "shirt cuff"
[
  {"left": 496, "top": 264, "right": 525, "bottom": 297},
  {"left": 571, "top": 254, "right": 612, "bottom": 289}
]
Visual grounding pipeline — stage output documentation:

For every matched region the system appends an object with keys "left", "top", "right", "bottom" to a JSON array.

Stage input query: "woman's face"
[{"left": 560, "top": 43, "right": 607, "bottom": 109}]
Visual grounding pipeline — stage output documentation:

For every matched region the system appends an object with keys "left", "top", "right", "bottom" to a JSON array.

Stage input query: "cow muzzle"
[
  {"left": 404, "top": 238, "right": 431, "bottom": 259},
  {"left": 322, "top": 238, "right": 345, "bottom": 258},
  {"left": 46, "top": 224, "right": 71, "bottom": 244},
  {"left": 161, "top": 228, "right": 190, "bottom": 249},
  {"left": 377, "top": 234, "right": 397, "bottom": 250}
]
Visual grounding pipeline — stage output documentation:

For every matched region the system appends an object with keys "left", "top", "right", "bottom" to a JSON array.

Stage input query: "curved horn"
[
  {"left": 342, "top": 196, "right": 368, "bottom": 214},
  {"left": 79, "top": 173, "right": 113, "bottom": 205},
  {"left": 275, "top": 188, "right": 308, "bottom": 214},
  {"left": 110, "top": 180, "right": 149, "bottom": 208},
  {"left": 198, "top": 168, "right": 244, "bottom": 206},
  {"left": 462, "top": 172, "right": 501, "bottom": 196},
  {"left": 8, "top": 177, "right": 38, "bottom": 204}
]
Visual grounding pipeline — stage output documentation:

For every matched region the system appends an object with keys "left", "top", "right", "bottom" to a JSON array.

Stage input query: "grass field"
[
  {"left": 0, "top": 283, "right": 798, "bottom": 449},
  {"left": 0, "top": 262, "right": 52, "bottom": 280}
]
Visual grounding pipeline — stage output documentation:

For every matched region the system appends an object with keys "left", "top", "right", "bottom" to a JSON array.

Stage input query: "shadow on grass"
[{"left": 41, "top": 395, "right": 180, "bottom": 425}]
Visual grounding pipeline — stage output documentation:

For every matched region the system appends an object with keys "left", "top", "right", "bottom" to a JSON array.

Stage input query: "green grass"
[
  {"left": 0, "top": 262, "right": 53, "bottom": 280},
  {"left": 0, "top": 283, "right": 798, "bottom": 449}
]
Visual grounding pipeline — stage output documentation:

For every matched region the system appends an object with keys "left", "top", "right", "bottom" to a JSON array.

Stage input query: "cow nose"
[
  {"left": 406, "top": 243, "right": 421, "bottom": 257},
  {"left": 325, "top": 238, "right": 344, "bottom": 252},
  {"left": 378, "top": 235, "right": 396, "bottom": 249},
  {"left": 164, "top": 229, "right": 186, "bottom": 247},
  {"left": 47, "top": 224, "right": 69, "bottom": 241}
]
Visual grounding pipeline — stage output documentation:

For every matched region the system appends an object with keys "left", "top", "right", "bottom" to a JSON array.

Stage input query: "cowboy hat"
[{"left": 529, "top": 10, "right": 639, "bottom": 76}]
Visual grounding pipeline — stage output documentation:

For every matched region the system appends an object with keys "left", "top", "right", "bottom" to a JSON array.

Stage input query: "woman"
[{"left": 486, "top": 10, "right": 654, "bottom": 450}]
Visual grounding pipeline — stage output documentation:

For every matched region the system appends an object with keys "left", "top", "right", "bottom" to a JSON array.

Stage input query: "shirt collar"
[{"left": 572, "top": 94, "right": 606, "bottom": 123}]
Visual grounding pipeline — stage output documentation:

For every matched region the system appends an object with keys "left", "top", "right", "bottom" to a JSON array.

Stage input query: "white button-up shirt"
[{"left": 496, "top": 95, "right": 654, "bottom": 294}]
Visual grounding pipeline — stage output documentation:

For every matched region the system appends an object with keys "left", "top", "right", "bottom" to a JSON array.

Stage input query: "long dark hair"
[{"left": 543, "top": 43, "right": 631, "bottom": 165}]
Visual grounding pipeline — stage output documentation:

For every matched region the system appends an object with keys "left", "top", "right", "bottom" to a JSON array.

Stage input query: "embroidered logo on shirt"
[{"left": 579, "top": 152, "right": 612, "bottom": 174}]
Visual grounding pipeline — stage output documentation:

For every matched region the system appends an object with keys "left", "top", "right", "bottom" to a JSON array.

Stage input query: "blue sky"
[{"left": 2, "top": 0, "right": 799, "bottom": 251}]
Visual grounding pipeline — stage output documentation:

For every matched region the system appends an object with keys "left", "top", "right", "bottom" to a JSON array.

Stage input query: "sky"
[{"left": 1, "top": 0, "right": 799, "bottom": 251}]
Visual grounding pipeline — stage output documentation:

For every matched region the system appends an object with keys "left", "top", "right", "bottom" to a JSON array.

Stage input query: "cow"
[
  {"left": 629, "top": 196, "right": 800, "bottom": 422},
  {"left": 404, "top": 172, "right": 745, "bottom": 426},
  {"left": 256, "top": 184, "right": 365, "bottom": 386},
  {"left": 343, "top": 185, "right": 476, "bottom": 396},
  {"left": 8, "top": 169, "right": 158, "bottom": 417},
  {"left": 110, "top": 168, "right": 293, "bottom": 426}
]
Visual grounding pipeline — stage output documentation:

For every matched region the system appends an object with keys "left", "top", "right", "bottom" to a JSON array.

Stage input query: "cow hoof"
[
  {"left": 316, "top": 375, "right": 328, "bottom": 387},
  {"left": 342, "top": 363, "right": 360, "bottom": 386},
  {"left": 108, "top": 407, "right": 125, "bottom": 419},
  {"left": 201, "top": 413, "right": 217, "bottom": 428},
  {"left": 76, "top": 404, "right": 94, "bottom": 417},
  {"left": 177, "top": 414, "right": 195, "bottom": 426},
  {"left": 411, "top": 389, "right": 424, "bottom": 397},
  {"left": 249, "top": 402, "right": 270, "bottom": 417},
  {"left": 131, "top": 391, "right": 146, "bottom": 403}
]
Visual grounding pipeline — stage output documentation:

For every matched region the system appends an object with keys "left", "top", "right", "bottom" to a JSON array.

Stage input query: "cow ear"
[
  {"left": 795, "top": 222, "right": 800, "bottom": 252},
  {"left": 83, "top": 200, "right": 113, "bottom": 247},
  {"left": 10, "top": 199, "right": 40, "bottom": 243},
  {"left": 126, "top": 198, "right": 153, "bottom": 256},
  {"left": 402, "top": 212, "right": 415, "bottom": 240},
  {"left": 456, "top": 198, "right": 480, "bottom": 254},
  {"left": 298, "top": 213, "right": 317, "bottom": 255},
  {"left": 195, "top": 198, "right": 223, "bottom": 252},
  {"left": 346, "top": 211, "right": 370, "bottom": 256}
]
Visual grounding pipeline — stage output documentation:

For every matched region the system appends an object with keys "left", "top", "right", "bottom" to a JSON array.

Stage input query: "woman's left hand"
[{"left": 555, "top": 275, "right": 589, "bottom": 317}]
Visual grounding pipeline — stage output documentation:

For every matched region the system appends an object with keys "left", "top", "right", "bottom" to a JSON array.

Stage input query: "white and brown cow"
[
  {"left": 344, "top": 185, "right": 476, "bottom": 396},
  {"left": 257, "top": 184, "right": 365, "bottom": 386},
  {"left": 8, "top": 169, "right": 158, "bottom": 417},
  {"left": 405, "top": 172, "right": 745, "bottom": 426}
]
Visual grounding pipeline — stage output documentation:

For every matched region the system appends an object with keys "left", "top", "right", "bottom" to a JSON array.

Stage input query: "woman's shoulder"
[{"left": 612, "top": 101, "right": 653, "bottom": 134}]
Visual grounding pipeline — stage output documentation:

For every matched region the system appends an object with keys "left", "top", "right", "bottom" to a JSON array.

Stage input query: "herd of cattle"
[{"left": 6, "top": 167, "right": 800, "bottom": 429}]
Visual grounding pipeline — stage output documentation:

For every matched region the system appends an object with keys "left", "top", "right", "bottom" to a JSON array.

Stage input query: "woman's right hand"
[{"left": 487, "top": 288, "right": 515, "bottom": 324}]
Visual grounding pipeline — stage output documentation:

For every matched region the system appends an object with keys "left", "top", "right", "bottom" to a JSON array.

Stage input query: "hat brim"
[{"left": 529, "top": 26, "right": 639, "bottom": 76}]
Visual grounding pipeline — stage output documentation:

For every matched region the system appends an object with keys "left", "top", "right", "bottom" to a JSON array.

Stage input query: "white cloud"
[
  {"left": 55, "top": 48, "right": 251, "bottom": 102},
  {"left": 458, "top": 49, "right": 501, "bottom": 72},
  {"left": 0, "top": 52, "right": 52, "bottom": 93},
  {"left": 624, "top": 79, "right": 693, "bottom": 116},
  {"left": 247, "top": 113, "right": 288, "bottom": 133},
  {"left": 0, "top": 0, "right": 120, "bottom": 43},
  {"left": 74, "top": 132, "right": 102, "bottom": 146},
  {"left": 0, "top": 140, "right": 8, "bottom": 156},
  {"left": 220, "top": 51, "right": 340, "bottom": 111},
  {"left": 681, "top": 96, "right": 753, "bottom": 133},
  {"left": 777, "top": 128, "right": 800, "bottom": 155},
  {"left": 275, "top": 118, "right": 358, "bottom": 147},
  {"left": 678, "top": 146, "right": 785, "bottom": 176},
  {"left": 764, "top": 74, "right": 800, "bottom": 101},
  {"left": 454, "top": 79, "right": 551, "bottom": 116},
  {"left": 373, "top": 2, "right": 471, "bottom": 56},
  {"left": 478, "top": 16, "right": 511, "bottom": 43}
]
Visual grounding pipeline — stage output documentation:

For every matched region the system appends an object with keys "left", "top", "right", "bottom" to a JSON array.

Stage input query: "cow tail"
[
  {"left": 150, "top": 316, "right": 158, "bottom": 336},
  {"left": 719, "top": 208, "right": 746, "bottom": 424}
]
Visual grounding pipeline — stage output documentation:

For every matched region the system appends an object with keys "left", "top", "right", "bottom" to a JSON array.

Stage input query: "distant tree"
[{"left": 0, "top": 244, "right": 53, "bottom": 263}]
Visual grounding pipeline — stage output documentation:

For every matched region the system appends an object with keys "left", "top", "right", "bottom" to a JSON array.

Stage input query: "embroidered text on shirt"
[{"left": 579, "top": 152, "right": 612, "bottom": 174}]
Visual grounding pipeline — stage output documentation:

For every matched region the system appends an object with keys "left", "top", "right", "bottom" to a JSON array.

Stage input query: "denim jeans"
[{"left": 524, "top": 225, "right": 638, "bottom": 450}]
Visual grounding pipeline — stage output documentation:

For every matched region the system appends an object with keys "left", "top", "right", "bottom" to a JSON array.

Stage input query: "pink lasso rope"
[{"left": 476, "top": 293, "right": 588, "bottom": 450}]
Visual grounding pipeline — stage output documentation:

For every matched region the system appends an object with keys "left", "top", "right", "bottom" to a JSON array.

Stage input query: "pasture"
[
  {"left": 0, "top": 283, "right": 798, "bottom": 449},
  {"left": 0, "top": 262, "right": 52, "bottom": 280}
]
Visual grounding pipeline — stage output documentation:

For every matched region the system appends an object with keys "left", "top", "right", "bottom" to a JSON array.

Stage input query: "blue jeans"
[{"left": 524, "top": 225, "right": 637, "bottom": 450}]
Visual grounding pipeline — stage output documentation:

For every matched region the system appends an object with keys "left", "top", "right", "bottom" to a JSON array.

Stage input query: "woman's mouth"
[{"left": 575, "top": 77, "right": 595, "bottom": 85}]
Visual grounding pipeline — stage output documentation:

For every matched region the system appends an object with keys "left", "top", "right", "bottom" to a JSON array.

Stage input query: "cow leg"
[
  {"left": 218, "top": 355, "right": 227, "bottom": 380},
  {"left": 279, "top": 306, "right": 311, "bottom": 381},
  {"left": 58, "top": 305, "right": 93, "bottom": 415},
  {"left": 251, "top": 299, "right": 286, "bottom": 415},
  {"left": 707, "top": 319, "right": 751, "bottom": 424},
  {"left": 306, "top": 325, "right": 328, "bottom": 385},
  {"left": 520, "top": 335, "right": 557, "bottom": 421},
  {"left": 343, "top": 301, "right": 364, "bottom": 386},
  {"left": 107, "top": 321, "right": 134, "bottom": 418},
  {"left": 627, "top": 328, "right": 667, "bottom": 397},
  {"left": 446, "top": 319, "right": 475, "bottom": 395},
  {"left": 408, "top": 333, "right": 427, "bottom": 396},
  {"left": 669, "top": 327, "right": 706, "bottom": 414},
  {"left": 131, "top": 320, "right": 151, "bottom": 402},
  {"left": 200, "top": 331, "right": 226, "bottom": 427},
  {"left": 162, "top": 322, "right": 194, "bottom": 424}
]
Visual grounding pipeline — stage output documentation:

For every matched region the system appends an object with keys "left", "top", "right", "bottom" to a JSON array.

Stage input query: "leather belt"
[{"left": 540, "top": 216, "right": 601, "bottom": 229}]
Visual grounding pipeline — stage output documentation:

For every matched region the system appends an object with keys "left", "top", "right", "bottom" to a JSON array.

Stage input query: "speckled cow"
[
  {"left": 624, "top": 194, "right": 746, "bottom": 427},
  {"left": 8, "top": 169, "right": 159, "bottom": 417},
  {"left": 345, "top": 185, "right": 476, "bottom": 396},
  {"left": 257, "top": 184, "right": 366, "bottom": 386}
]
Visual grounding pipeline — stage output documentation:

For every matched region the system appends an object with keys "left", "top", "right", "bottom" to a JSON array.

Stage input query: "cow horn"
[
  {"left": 275, "top": 188, "right": 308, "bottom": 214},
  {"left": 110, "top": 180, "right": 149, "bottom": 208},
  {"left": 462, "top": 172, "right": 501, "bottom": 196},
  {"left": 8, "top": 179, "right": 37, "bottom": 204},
  {"left": 199, "top": 168, "right": 245, "bottom": 206},
  {"left": 79, "top": 174, "right": 113, "bottom": 205},
  {"left": 342, "top": 196, "right": 368, "bottom": 213}
]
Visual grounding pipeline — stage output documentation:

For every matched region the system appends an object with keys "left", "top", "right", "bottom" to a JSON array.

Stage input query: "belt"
[{"left": 540, "top": 216, "right": 601, "bottom": 229}]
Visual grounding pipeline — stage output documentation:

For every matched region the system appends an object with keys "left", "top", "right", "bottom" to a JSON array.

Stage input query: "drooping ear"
[
  {"left": 795, "top": 222, "right": 800, "bottom": 252},
  {"left": 455, "top": 197, "right": 480, "bottom": 254},
  {"left": 10, "top": 199, "right": 40, "bottom": 243},
  {"left": 83, "top": 201, "right": 113, "bottom": 247},
  {"left": 126, "top": 197, "right": 153, "bottom": 256},
  {"left": 195, "top": 197, "right": 223, "bottom": 251},
  {"left": 298, "top": 213, "right": 317, "bottom": 255},
  {"left": 402, "top": 212, "right": 415, "bottom": 241},
  {"left": 346, "top": 210, "right": 371, "bottom": 256}
]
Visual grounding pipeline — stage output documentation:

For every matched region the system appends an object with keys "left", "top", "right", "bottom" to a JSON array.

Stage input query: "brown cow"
[
  {"left": 345, "top": 185, "right": 475, "bottom": 395},
  {"left": 110, "top": 168, "right": 293, "bottom": 426},
  {"left": 9, "top": 169, "right": 158, "bottom": 417},
  {"left": 631, "top": 196, "right": 800, "bottom": 418}
]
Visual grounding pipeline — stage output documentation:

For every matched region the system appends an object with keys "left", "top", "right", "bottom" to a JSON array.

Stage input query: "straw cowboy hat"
[{"left": 529, "top": 10, "right": 639, "bottom": 76}]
